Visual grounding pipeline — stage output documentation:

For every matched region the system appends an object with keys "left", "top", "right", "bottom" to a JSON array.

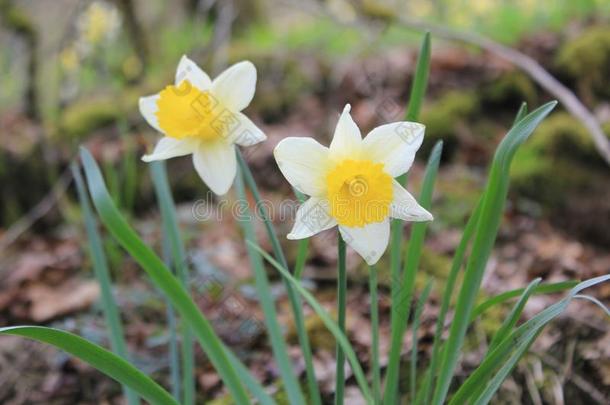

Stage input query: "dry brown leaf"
[{"left": 25, "top": 279, "right": 99, "bottom": 322}]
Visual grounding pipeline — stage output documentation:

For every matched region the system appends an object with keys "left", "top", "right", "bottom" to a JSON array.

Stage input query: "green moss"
[
  {"left": 435, "top": 172, "right": 483, "bottom": 228},
  {"left": 59, "top": 98, "right": 122, "bottom": 139},
  {"left": 510, "top": 112, "right": 610, "bottom": 244},
  {"left": 420, "top": 90, "right": 479, "bottom": 159},
  {"left": 512, "top": 112, "right": 608, "bottom": 174},
  {"left": 556, "top": 26, "right": 610, "bottom": 98},
  {"left": 0, "top": 1, "right": 35, "bottom": 35},
  {"left": 481, "top": 70, "right": 537, "bottom": 107},
  {"left": 226, "top": 49, "right": 315, "bottom": 119},
  {"left": 286, "top": 310, "right": 336, "bottom": 352}
]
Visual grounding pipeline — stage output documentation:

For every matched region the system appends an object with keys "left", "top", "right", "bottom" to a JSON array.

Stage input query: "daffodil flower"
[
  {"left": 139, "top": 56, "right": 266, "bottom": 195},
  {"left": 274, "top": 105, "right": 432, "bottom": 265}
]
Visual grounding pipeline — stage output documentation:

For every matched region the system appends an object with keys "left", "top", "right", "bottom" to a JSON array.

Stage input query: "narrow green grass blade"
[
  {"left": 79, "top": 147, "right": 250, "bottom": 404},
  {"left": 234, "top": 166, "right": 306, "bottom": 405},
  {"left": 573, "top": 294, "right": 610, "bottom": 316},
  {"left": 335, "top": 235, "right": 347, "bottom": 405},
  {"left": 470, "top": 280, "right": 578, "bottom": 321},
  {"left": 489, "top": 278, "right": 541, "bottom": 351},
  {"left": 466, "top": 277, "right": 542, "bottom": 402},
  {"left": 0, "top": 326, "right": 178, "bottom": 405},
  {"left": 238, "top": 152, "right": 321, "bottom": 405},
  {"left": 384, "top": 140, "right": 443, "bottom": 404},
  {"left": 161, "top": 236, "right": 182, "bottom": 401},
  {"left": 418, "top": 197, "right": 482, "bottom": 405},
  {"left": 369, "top": 264, "right": 381, "bottom": 404},
  {"left": 450, "top": 275, "right": 610, "bottom": 405},
  {"left": 72, "top": 163, "right": 139, "bottom": 405},
  {"left": 224, "top": 349, "right": 276, "bottom": 405},
  {"left": 250, "top": 241, "right": 374, "bottom": 404},
  {"left": 513, "top": 102, "right": 528, "bottom": 125},
  {"left": 405, "top": 32, "right": 432, "bottom": 122},
  {"left": 410, "top": 279, "right": 433, "bottom": 400},
  {"left": 150, "top": 161, "right": 194, "bottom": 405},
  {"left": 431, "top": 101, "right": 557, "bottom": 405},
  {"left": 390, "top": 32, "right": 432, "bottom": 357}
]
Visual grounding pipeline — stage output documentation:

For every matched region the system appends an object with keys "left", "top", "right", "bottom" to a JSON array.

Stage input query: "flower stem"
[
  {"left": 237, "top": 152, "right": 321, "bottom": 405},
  {"left": 72, "top": 164, "right": 140, "bottom": 405},
  {"left": 150, "top": 161, "right": 194, "bottom": 405},
  {"left": 335, "top": 234, "right": 347, "bottom": 405},
  {"left": 369, "top": 264, "right": 381, "bottom": 404}
]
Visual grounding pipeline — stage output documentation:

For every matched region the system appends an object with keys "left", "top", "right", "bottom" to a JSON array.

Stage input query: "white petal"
[
  {"left": 339, "top": 218, "right": 390, "bottom": 265},
  {"left": 139, "top": 94, "right": 161, "bottom": 132},
  {"left": 142, "top": 137, "right": 198, "bottom": 162},
  {"left": 287, "top": 198, "right": 336, "bottom": 239},
  {"left": 274, "top": 137, "right": 330, "bottom": 197},
  {"left": 175, "top": 55, "right": 212, "bottom": 90},
  {"left": 362, "top": 121, "right": 425, "bottom": 177},
  {"left": 192, "top": 143, "right": 237, "bottom": 195},
  {"left": 231, "top": 112, "right": 267, "bottom": 146},
  {"left": 329, "top": 104, "right": 362, "bottom": 161},
  {"left": 211, "top": 61, "right": 256, "bottom": 112},
  {"left": 390, "top": 180, "right": 433, "bottom": 222}
]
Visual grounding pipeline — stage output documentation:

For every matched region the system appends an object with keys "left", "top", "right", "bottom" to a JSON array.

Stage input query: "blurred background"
[{"left": 0, "top": 0, "right": 609, "bottom": 403}]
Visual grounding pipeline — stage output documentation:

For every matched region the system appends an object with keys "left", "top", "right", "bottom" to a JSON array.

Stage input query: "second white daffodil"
[
  {"left": 139, "top": 55, "right": 266, "bottom": 195},
  {"left": 274, "top": 105, "right": 432, "bottom": 265}
]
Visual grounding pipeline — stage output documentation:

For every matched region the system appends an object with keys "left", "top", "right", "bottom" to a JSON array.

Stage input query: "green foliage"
[
  {"left": 420, "top": 90, "right": 479, "bottom": 158},
  {"left": 557, "top": 26, "right": 610, "bottom": 96},
  {"left": 482, "top": 71, "right": 537, "bottom": 108},
  {"left": 511, "top": 112, "right": 610, "bottom": 206},
  {"left": 60, "top": 98, "right": 122, "bottom": 139},
  {"left": 431, "top": 101, "right": 558, "bottom": 404},
  {"left": 0, "top": 326, "right": 178, "bottom": 405},
  {"left": 79, "top": 148, "right": 255, "bottom": 404}
]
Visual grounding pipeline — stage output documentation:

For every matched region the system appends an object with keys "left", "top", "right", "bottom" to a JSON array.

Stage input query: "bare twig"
[
  {"left": 540, "top": 352, "right": 609, "bottom": 404},
  {"left": 390, "top": 15, "right": 610, "bottom": 165},
  {"left": 0, "top": 167, "right": 72, "bottom": 254},
  {"left": 292, "top": 0, "right": 610, "bottom": 165}
]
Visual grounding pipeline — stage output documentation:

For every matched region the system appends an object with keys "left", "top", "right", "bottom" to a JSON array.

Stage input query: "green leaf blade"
[
  {"left": 79, "top": 147, "right": 251, "bottom": 404},
  {"left": 0, "top": 326, "right": 178, "bottom": 405}
]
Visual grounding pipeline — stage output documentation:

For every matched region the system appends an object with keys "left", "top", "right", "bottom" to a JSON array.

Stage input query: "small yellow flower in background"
[
  {"left": 139, "top": 56, "right": 266, "bottom": 195},
  {"left": 274, "top": 105, "right": 432, "bottom": 265},
  {"left": 77, "top": 1, "right": 121, "bottom": 47}
]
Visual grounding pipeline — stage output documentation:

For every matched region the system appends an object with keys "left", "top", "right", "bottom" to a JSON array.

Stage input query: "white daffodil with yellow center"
[
  {"left": 274, "top": 105, "right": 433, "bottom": 265},
  {"left": 139, "top": 55, "right": 266, "bottom": 195}
]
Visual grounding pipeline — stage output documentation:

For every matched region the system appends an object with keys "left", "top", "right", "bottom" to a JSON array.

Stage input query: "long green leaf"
[
  {"left": 0, "top": 326, "right": 178, "bottom": 405},
  {"left": 470, "top": 280, "right": 578, "bottom": 321},
  {"left": 72, "top": 163, "right": 139, "bottom": 405},
  {"left": 161, "top": 234, "right": 182, "bottom": 400},
  {"left": 450, "top": 275, "right": 610, "bottom": 405},
  {"left": 418, "top": 197, "right": 482, "bottom": 405},
  {"left": 150, "top": 161, "right": 194, "bottom": 405},
  {"left": 410, "top": 279, "right": 433, "bottom": 400},
  {"left": 238, "top": 152, "right": 321, "bottom": 405},
  {"left": 513, "top": 102, "right": 528, "bottom": 125},
  {"left": 335, "top": 234, "right": 347, "bottom": 405},
  {"left": 489, "top": 278, "right": 541, "bottom": 351},
  {"left": 390, "top": 32, "right": 432, "bottom": 361},
  {"left": 467, "top": 277, "right": 542, "bottom": 402},
  {"left": 384, "top": 140, "right": 443, "bottom": 404},
  {"left": 249, "top": 241, "right": 374, "bottom": 404},
  {"left": 234, "top": 165, "right": 306, "bottom": 405},
  {"left": 431, "top": 101, "right": 557, "bottom": 405},
  {"left": 369, "top": 264, "right": 381, "bottom": 404},
  {"left": 79, "top": 147, "right": 251, "bottom": 404}
]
